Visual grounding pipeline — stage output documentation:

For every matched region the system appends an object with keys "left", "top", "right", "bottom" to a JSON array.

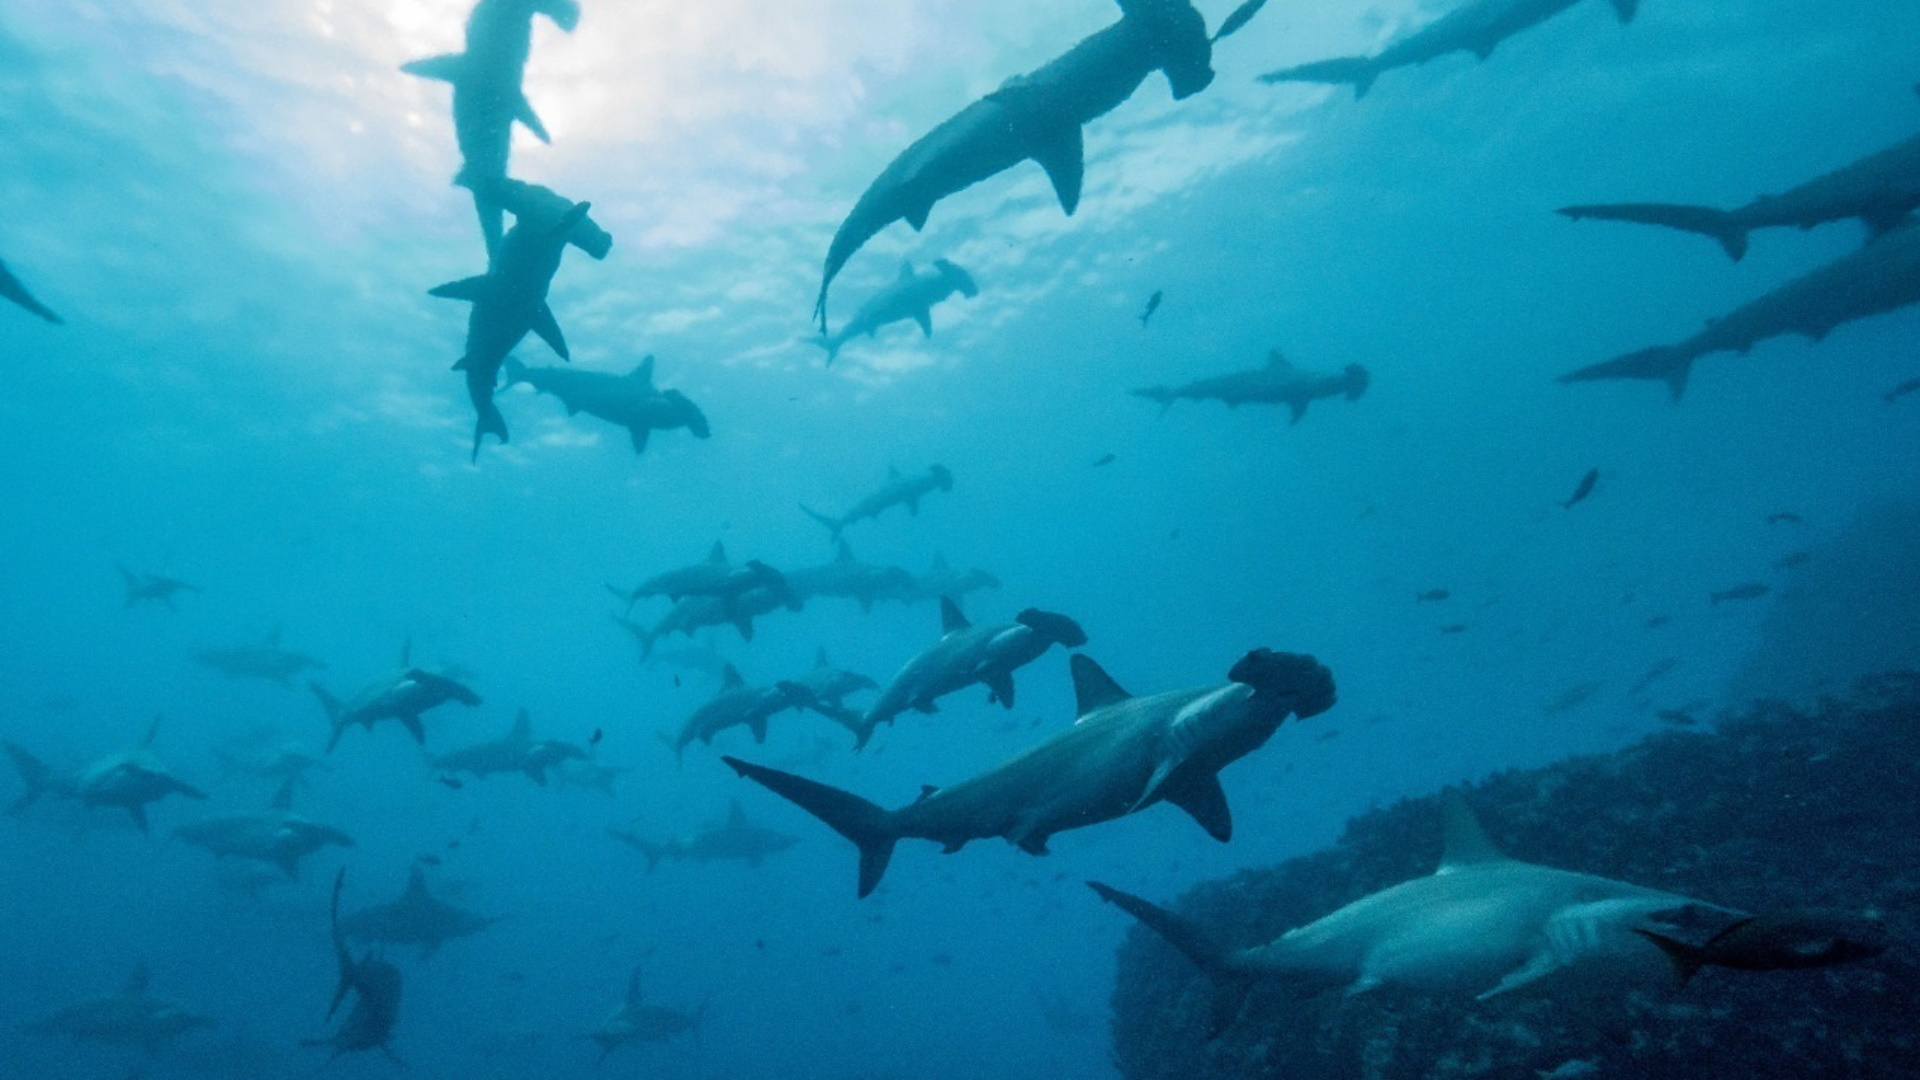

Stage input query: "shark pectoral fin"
[
  {"left": 981, "top": 669, "right": 1015, "bottom": 709},
  {"left": 1030, "top": 123, "right": 1085, "bottom": 215},
  {"left": 400, "top": 53, "right": 466, "bottom": 83},
  {"left": 398, "top": 715, "right": 427, "bottom": 745},
  {"left": 428, "top": 276, "right": 491, "bottom": 301},
  {"left": 514, "top": 95, "right": 552, "bottom": 144},
  {"left": 1475, "top": 950, "right": 1563, "bottom": 1000},
  {"left": 1131, "top": 758, "right": 1179, "bottom": 815},
  {"left": 1287, "top": 399, "right": 1308, "bottom": 424},
  {"left": 1008, "top": 819, "right": 1050, "bottom": 855},
  {"left": 629, "top": 426, "right": 651, "bottom": 454},
  {"left": 1163, "top": 772, "right": 1232, "bottom": 841},
  {"left": 904, "top": 203, "right": 931, "bottom": 231},
  {"left": 912, "top": 308, "right": 933, "bottom": 337},
  {"left": 529, "top": 303, "right": 569, "bottom": 360}
]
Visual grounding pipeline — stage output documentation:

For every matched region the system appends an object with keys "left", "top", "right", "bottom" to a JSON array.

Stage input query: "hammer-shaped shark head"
[
  {"left": 1120, "top": 0, "right": 1215, "bottom": 99},
  {"left": 1015, "top": 608, "right": 1089, "bottom": 648},
  {"left": 1227, "top": 648, "right": 1336, "bottom": 718},
  {"left": 932, "top": 259, "right": 979, "bottom": 298},
  {"left": 928, "top": 464, "right": 955, "bottom": 491},
  {"left": 664, "top": 391, "right": 710, "bottom": 438}
]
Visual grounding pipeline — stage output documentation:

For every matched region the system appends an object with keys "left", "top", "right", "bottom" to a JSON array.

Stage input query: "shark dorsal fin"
[
  {"left": 123, "top": 962, "right": 151, "bottom": 997},
  {"left": 939, "top": 597, "right": 970, "bottom": 634},
  {"left": 631, "top": 355, "right": 656, "bottom": 386},
  {"left": 1069, "top": 654, "right": 1131, "bottom": 717},
  {"left": 814, "top": 647, "right": 831, "bottom": 669},
  {"left": 898, "top": 262, "right": 916, "bottom": 281},
  {"left": 626, "top": 965, "right": 644, "bottom": 1007},
  {"left": 708, "top": 541, "right": 728, "bottom": 565},
  {"left": 1438, "top": 789, "right": 1508, "bottom": 873},
  {"left": 404, "top": 864, "right": 431, "bottom": 902},
  {"left": 269, "top": 777, "right": 296, "bottom": 813},
  {"left": 834, "top": 539, "right": 855, "bottom": 564},
  {"left": 509, "top": 708, "right": 532, "bottom": 741},
  {"left": 1265, "top": 349, "right": 1294, "bottom": 371},
  {"left": 727, "top": 800, "right": 746, "bottom": 827},
  {"left": 140, "top": 715, "right": 163, "bottom": 748},
  {"left": 721, "top": 664, "right": 745, "bottom": 690}
]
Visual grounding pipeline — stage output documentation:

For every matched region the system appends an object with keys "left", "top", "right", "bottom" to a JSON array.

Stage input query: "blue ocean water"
[{"left": 1, "top": 1, "right": 1916, "bottom": 1077}]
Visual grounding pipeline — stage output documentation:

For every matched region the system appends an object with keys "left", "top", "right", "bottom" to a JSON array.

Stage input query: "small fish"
[
  {"left": 437, "top": 775, "right": 464, "bottom": 790},
  {"left": 1644, "top": 615, "right": 1672, "bottom": 629},
  {"left": 1655, "top": 707, "right": 1697, "bottom": 726},
  {"left": 1710, "top": 582, "right": 1770, "bottom": 605},
  {"left": 672, "top": 675, "right": 682, "bottom": 688},
  {"left": 1211, "top": 0, "right": 1271, "bottom": 41},
  {"left": 1439, "top": 623, "right": 1468, "bottom": 635},
  {"left": 1543, "top": 681, "right": 1602, "bottom": 717},
  {"left": 589, "top": 727, "right": 603, "bottom": 746},
  {"left": 1773, "top": 549, "right": 1812, "bottom": 570},
  {"left": 1561, "top": 467, "right": 1600, "bottom": 509},
  {"left": 1882, "top": 376, "right": 1920, "bottom": 404},
  {"left": 1628, "top": 657, "right": 1678, "bottom": 697},
  {"left": 1092, "top": 453, "right": 1116, "bottom": 468},
  {"left": 1415, "top": 589, "right": 1450, "bottom": 603},
  {"left": 1137, "top": 290, "right": 1162, "bottom": 328},
  {"left": 1766, "top": 511, "right": 1804, "bottom": 525}
]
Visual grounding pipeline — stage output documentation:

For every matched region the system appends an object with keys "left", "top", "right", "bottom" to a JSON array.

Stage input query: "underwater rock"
[{"left": 1109, "top": 671, "right": 1920, "bottom": 1080}]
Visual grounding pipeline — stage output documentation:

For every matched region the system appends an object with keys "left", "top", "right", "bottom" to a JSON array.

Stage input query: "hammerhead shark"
[
  {"left": 304, "top": 870, "right": 403, "bottom": 1064},
  {"left": 175, "top": 778, "right": 354, "bottom": 880},
  {"left": 665, "top": 665, "right": 817, "bottom": 760},
  {"left": 338, "top": 863, "right": 501, "bottom": 959},
  {"left": 309, "top": 644, "right": 483, "bottom": 752},
  {"left": 1133, "top": 350, "right": 1370, "bottom": 422},
  {"left": 587, "top": 966, "right": 707, "bottom": 1060},
  {"left": 430, "top": 708, "right": 586, "bottom": 784},
  {"left": 801, "top": 464, "right": 954, "bottom": 540},
  {"left": 191, "top": 627, "right": 326, "bottom": 687},
  {"left": 1559, "top": 219, "right": 1920, "bottom": 400},
  {"left": 116, "top": 565, "right": 197, "bottom": 610},
  {"left": 814, "top": 0, "right": 1225, "bottom": 331},
  {"left": 505, "top": 353, "right": 710, "bottom": 455},
  {"left": 1558, "top": 128, "right": 1920, "bottom": 261},
  {"left": 890, "top": 554, "right": 1002, "bottom": 606},
  {"left": 1, "top": 257, "right": 62, "bottom": 323},
  {"left": 23, "top": 963, "right": 214, "bottom": 1051},
  {"left": 784, "top": 541, "right": 918, "bottom": 613},
  {"left": 855, "top": 599, "right": 1088, "bottom": 749},
  {"left": 5, "top": 717, "right": 207, "bottom": 833},
  {"left": 725, "top": 648, "right": 1335, "bottom": 896},
  {"left": 813, "top": 260, "right": 979, "bottom": 365},
  {"left": 615, "top": 588, "right": 797, "bottom": 659},
  {"left": 1260, "top": 0, "right": 1642, "bottom": 99},
  {"left": 1086, "top": 790, "right": 1880, "bottom": 1032},
  {"left": 609, "top": 800, "right": 799, "bottom": 871},
  {"left": 784, "top": 648, "right": 881, "bottom": 731},
  {"left": 609, "top": 541, "right": 735, "bottom": 611},
  {"left": 430, "top": 198, "right": 592, "bottom": 460},
  {"left": 402, "top": 0, "right": 581, "bottom": 255}
]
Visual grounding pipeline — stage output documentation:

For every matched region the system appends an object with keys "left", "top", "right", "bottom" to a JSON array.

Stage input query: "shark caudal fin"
[
  {"left": 3, "top": 742, "right": 54, "bottom": 814},
  {"left": 326, "top": 868, "right": 354, "bottom": 1022},
  {"left": 799, "top": 505, "right": 843, "bottom": 539},
  {"left": 1259, "top": 56, "right": 1378, "bottom": 99},
  {"left": 809, "top": 334, "right": 843, "bottom": 366},
  {"left": 1556, "top": 203, "right": 1749, "bottom": 261},
  {"left": 471, "top": 400, "right": 510, "bottom": 463},
  {"left": 1558, "top": 344, "right": 1695, "bottom": 402},
  {"left": 1087, "top": 882, "right": 1254, "bottom": 1037},
  {"left": 721, "top": 757, "right": 897, "bottom": 897},
  {"left": 310, "top": 684, "right": 350, "bottom": 752}
]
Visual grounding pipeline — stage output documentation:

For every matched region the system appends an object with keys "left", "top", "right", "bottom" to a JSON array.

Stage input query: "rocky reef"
[{"left": 1108, "top": 672, "right": 1920, "bottom": 1080}]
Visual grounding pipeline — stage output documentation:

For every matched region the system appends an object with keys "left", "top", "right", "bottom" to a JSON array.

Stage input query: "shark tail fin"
[
  {"left": 471, "top": 402, "right": 510, "bottom": 463},
  {"left": 1558, "top": 344, "right": 1695, "bottom": 402},
  {"left": 1088, "top": 882, "right": 1253, "bottom": 1037},
  {"left": 1633, "top": 927, "right": 1708, "bottom": 986},
  {"left": 1259, "top": 56, "right": 1377, "bottom": 99},
  {"left": 1556, "top": 202, "right": 1748, "bottom": 261},
  {"left": 326, "top": 868, "right": 354, "bottom": 1022},
  {"left": 809, "top": 334, "right": 842, "bottom": 366},
  {"left": 3, "top": 741, "right": 52, "bottom": 813},
  {"left": 799, "top": 504, "right": 842, "bottom": 539},
  {"left": 721, "top": 757, "right": 897, "bottom": 897}
]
